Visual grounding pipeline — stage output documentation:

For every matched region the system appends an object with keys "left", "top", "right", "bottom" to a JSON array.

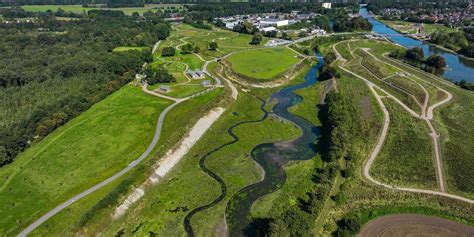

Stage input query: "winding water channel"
[
  {"left": 183, "top": 54, "right": 324, "bottom": 236},
  {"left": 359, "top": 7, "right": 474, "bottom": 83},
  {"left": 225, "top": 56, "right": 325, "bottom": 235}
]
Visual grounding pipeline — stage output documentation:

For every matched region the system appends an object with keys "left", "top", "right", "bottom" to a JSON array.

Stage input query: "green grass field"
[
  {"left": 20, "top": 4, "right": 183, "bottom": 15},
  {"left": 94, "top": 90, "right": 301, "bottom": 236},
  {"left": 371, "top": 99, "right": 437, "bottom": 189},
  {"left": 113, "top": 46, "right": 150, "bottom": 52},
  {"left": 30, "top": 87, "right": 225, "bottom": 235},
  {"left": 226, "top": 47, "right": 300, "bottom": 80},
  {"left": 0, "top": 86, "right": 171, "bottom": 235}
]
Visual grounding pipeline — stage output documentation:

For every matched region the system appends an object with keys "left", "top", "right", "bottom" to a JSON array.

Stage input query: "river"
[
  {"left": 359, "top": 7, "right": 474, "bottom": 83},
  {"left": 225, "top": 55, "right": 325, "bottom": 236}
]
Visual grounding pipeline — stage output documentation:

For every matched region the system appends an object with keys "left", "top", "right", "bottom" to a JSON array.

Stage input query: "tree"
[
  {"left": 209, "top": 41, "right": 218, "bottom": 51},
  {"left": 319, "top": 65, "right": 337, "bottom": 80},
  {"left": 181, "top": 43, "right": 194, "bottom": 54},
  {"left": 250, "top": 32, "right": 263, "bottom": 45},
  {"left": 161, "top": 46, "right": 175, "bottom": 57},
  {"left": 426, "top": 54, "right": 446, "bottom": 69},
  {"left": 405, "top": 47, "right": 424, "bottom": 61}
]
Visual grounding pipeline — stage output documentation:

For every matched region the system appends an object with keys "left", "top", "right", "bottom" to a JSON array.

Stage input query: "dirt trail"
[
  {"left": 333, "top": 42, "right": 473, "bottom": 204},
  {"left": 363, "top": 48, "right": 451, "bottom": 192}
]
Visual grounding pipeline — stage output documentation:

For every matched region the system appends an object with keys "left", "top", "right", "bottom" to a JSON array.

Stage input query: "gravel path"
[{"left": 333, "top": 41, "right": 474, "bottom": 204}]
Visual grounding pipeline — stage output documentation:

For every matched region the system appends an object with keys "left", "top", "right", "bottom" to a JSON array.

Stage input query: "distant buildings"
[
  {"left": 322, "top": 2, "right": 332, "bottom": 9},
  {"left": 260, "top": 18, "right": 289, "bottom": 27}
]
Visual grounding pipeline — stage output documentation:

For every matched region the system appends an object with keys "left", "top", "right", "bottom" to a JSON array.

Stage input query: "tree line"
[{"left": 0, "top": 10, "right": 171, "bottom": 166}]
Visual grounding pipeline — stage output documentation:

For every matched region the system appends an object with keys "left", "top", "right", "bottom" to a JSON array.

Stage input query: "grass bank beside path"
[
  {"left": 226, "top": 47, "right": 300, "bottom": 80},
  {"left": 30, "top": 88, "right": 225, "bottom": 235},
  {"left": 0, "top": 86, "right": 171, "bottom": 236},
  {"left": 316, "top": 40, "right": 474, "bottom": 235},
  {"left": 371, "top": 99, "right": 437, "bottom": 190},
  {"left": 99, "top": 88, "right": 302, "bottom": 236}
]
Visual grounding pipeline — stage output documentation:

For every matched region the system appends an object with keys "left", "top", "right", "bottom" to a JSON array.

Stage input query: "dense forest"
[{"left": 0, "top": 9, "right": 171, "bottom": 166}]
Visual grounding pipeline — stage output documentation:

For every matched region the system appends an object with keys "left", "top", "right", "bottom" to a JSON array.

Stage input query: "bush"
[
  {"left": 161, "top": 46, "right": 176, "bottom": 57},
  {"left": 209, "top": 41, "right": 218, "bottom": 51},
  {"left": 250, "top": 32, "right": 263, "bottom": 45},
  {"left": 405, "top": 47, "right": 424, "bottom": 61},
  {"left": 425, "top": 54, "right": 446, "bottom": 69}
]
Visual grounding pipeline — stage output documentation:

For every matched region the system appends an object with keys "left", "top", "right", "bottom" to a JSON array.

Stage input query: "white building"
[
  {"left": 260, "top": 18, "right": 289, "bottom": 27},
  {"left": 187, "top": 70, "right": 205, "bottom": 79},
  {"left": 262, "top": 26, "right": 277, "bottom": 32},
  {"left": 322, "top": 2, "right": 332, "bottom": 9}
]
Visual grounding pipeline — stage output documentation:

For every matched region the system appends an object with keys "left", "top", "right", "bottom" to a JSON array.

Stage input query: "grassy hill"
[{"left": 0, "top": 86, "right": 171, "bottom": 235}]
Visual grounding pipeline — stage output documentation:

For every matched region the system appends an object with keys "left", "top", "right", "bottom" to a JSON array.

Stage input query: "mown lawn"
[
  {"left": 226, "top": 47, "right": 300, "bottom": 80},
  {"left": 0, "top": 86, "right": 172, "bottom": 235}
]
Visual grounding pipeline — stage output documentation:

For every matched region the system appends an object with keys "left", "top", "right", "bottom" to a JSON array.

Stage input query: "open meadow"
[
  {"left": 226, "top": 47, "right": 300, "bottom": 80},
  {"left": 0, "top": 86, "right": 171, "bottom": 235}
]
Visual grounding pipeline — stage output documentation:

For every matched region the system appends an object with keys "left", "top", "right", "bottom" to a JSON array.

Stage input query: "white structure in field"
[
  {"left": 322, "top": 2, "right": 332, "bottom": 9},
  {"left": 260, "top": 18, "right": 289, "bottom": 27},
  {"left": 188, "top": 70, "right": 205, "bottom": 79}
]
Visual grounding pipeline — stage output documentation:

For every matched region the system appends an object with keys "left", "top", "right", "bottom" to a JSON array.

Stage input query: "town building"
[
  {"left": 260, "top": 18, "right": 289, "bottom": 27},
  {"left": 322, "top": 2, "right": 332, "bottom": 9}
]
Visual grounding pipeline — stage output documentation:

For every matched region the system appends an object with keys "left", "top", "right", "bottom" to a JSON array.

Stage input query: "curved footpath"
[
  {"left": 332, "top": 41, "right": 474, "bottom": 204},
  {"left": 18, "top": 96, "right": 184, "bottom": 237},
  {"left": 18, "top": 40, "right": 225, "bottom": 236}
]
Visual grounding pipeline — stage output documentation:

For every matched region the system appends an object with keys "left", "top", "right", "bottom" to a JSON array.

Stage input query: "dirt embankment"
[{"left": 359, "top": 214, "right": 474, "bottom": 237}]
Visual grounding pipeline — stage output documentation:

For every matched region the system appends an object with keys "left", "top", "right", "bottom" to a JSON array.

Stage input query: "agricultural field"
[
  {"left": 226, "top": 47, "right": 300, "bottom": 80},
  {"left": 21, "top": 4, "right": 185, "bottom": 15},
  {"left": 0, "top": 86, "right": 171, "bottom": 235}
]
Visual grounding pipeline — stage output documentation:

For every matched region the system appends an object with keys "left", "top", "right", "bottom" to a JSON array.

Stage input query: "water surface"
[{"left": 359, "top": 7, "right": 474, "bottom": 83}]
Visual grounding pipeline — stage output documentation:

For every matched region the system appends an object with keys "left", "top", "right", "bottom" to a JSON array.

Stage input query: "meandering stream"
[
  {"left": 225, "top": 55, "right": 325, "bottom": 236},
  {"left": 183, "top": 54, "right": 324, "bottom": 236}
]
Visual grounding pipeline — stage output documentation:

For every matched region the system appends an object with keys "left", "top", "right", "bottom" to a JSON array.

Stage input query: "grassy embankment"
[
  {"left": 98, "top": 90, "right": 302, "bottom": 236},
  {"left": 30, "top": 86, "right": 226, "bottom": 235},
  {"left": 316, "top": 40, "right": 474, "bottom": 235},
  {"left": 378, "top": 53, "right": 474, "bottom": 199},
  {"left": 379, "top": 19, "right": 457, "bottom": 35},
  {"left": 0, "top": 86, "right": 171, "bottom": 235}
]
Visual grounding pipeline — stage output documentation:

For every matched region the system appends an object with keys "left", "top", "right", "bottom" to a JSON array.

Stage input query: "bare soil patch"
[{"left": 360, "top": 214, "right": 474, "bottom": 237}]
